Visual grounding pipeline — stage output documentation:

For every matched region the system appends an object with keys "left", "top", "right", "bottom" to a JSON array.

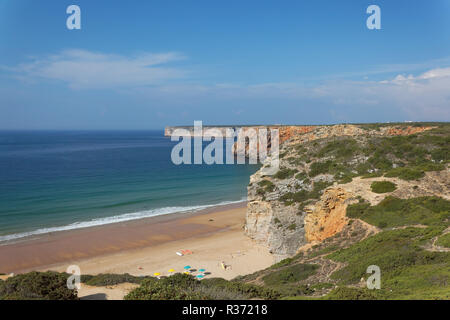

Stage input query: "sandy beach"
[{"left": 0, "top": 203, "right": 274, "bottom": 299}]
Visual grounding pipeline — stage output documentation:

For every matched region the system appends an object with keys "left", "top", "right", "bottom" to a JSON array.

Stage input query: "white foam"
[{"left": 0, "top": 198, "right": 246, "bottom": 243}]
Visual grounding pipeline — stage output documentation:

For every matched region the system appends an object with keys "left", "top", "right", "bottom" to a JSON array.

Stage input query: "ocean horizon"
[{"left": 0, "top": 130, "right": 259, "bottom": 242}]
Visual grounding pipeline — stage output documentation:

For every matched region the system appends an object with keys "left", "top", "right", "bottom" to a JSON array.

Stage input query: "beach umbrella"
[
  {"left": 196, "top": 274, "right": 205, "bottom": 279},
  {"left": 183, "top": 271, "right": 190, "bottom": 275},
  {"left": 153, "top": 272, "right": 161, "bottom": 276},
  {"left": 199, "top": 269, "right": 206, "bottom": 273},
  {"left": 183, "top": 265, "right": 191, "bottom": 270},
  {"left": 168, "top": 269, "right": 175, "bottom": 273}
]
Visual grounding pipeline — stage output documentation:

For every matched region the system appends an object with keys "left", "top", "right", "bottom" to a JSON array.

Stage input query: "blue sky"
[{"left": 0, "top": 0, "right": 449, "bottom": 129}]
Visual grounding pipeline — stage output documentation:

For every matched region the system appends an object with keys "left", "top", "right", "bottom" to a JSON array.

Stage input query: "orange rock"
[{"left": 304, "top": 188, "right": 352, "bottom": 242}]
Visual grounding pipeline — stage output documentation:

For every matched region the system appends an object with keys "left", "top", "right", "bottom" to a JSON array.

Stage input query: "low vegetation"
[
  {"left": 124, "top": 273, "right": 281, "bottom": 300},
  {"left": 273, "top": 168, "right": 298, "bottom": 180},
  {"left": 326, "top": 227, "right": 449, "bottom": 299},
  {"left": 370, "top": 181, "right": 397, "bottom": 193},
  {"left": 436, "top": 233, "right": 450, "bottom": 248},
  {"left": 262, "top": 264, "right": 318, "bottom": 286},
  {"left": 81, "top": 273, "right": 148, "bottom": 286},
  {"left": 0, "top": 272, "right": 78, "bottom": 300},
  {"left": 346, "top": 196, "right": 450, "bottom": 229}
]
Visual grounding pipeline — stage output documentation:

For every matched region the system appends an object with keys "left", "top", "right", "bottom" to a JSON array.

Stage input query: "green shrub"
[
  {"left": 125, "top": 273, "right": 281, "bottom": 300},
  {"left": 346, "top": 196, "right": 450, "bottom": 228},
  {"left": 0, "top": 272, "right": 78, "bottom": 300},
  {"left": 310, "top": 282, "right": 334, "bottom": 290},
  {"left": 295, "top": 172, "right": 308, "bottom": 180},
  {"left": 81, "top": 273, "right": 147, "bottom": 286},
  {"left": 368, "top": 155, "right": 392, "bottom": 171},
  {"left": 274, "top": 168, "right": 298, "bottom": 180},
  {"left": 370, "top": 181, "right": 397, "bottom": 193},
  {"left": 436, "top": 233, "right": 450, "bottom": 248},
  {"left": 257, "top": 180, "right": 275, "bottom": 193},
  {"left": 309, "top": 160, "right": 334, "bottom": 176},
  {"left": 327, "top": 227, "right": 448, "bottom": 285},
  {"left": 323, "top": 287, "right": 378, "bottom": 300},
  {"left": 262, "top": 264, "right": 318, "bottom": 286},
  {"left": 384, "top": 167, "right": 424, "bottom": 180},
  {"left": 201, "top": 278, "right": 281, "bottom": 300}
]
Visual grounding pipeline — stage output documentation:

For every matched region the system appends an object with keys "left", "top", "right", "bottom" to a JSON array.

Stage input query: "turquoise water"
[{"left": 0, "top": 131, "right": 259, "bottom": 241}]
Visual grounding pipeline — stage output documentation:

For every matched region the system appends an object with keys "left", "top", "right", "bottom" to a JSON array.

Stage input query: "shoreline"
[
  {"left": 0, "top": 199, "right": 248, "bottom": 244},
  {"left": 0, "top": 201, "right": 274, "bottom": 279}
]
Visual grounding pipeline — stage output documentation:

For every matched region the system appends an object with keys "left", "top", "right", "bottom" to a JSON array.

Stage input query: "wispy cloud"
[
  {"left": 3, "top": 50, "right": 449, "bottom": 121},
  {"left": 4, "top": 49, "right": 187, "bottom": 89},
  {"left": 130, "top": 67, "right": 450, "bottom": 121}
]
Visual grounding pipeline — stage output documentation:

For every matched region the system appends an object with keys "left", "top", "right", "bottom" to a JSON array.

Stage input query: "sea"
[{"left": 0, "top": 130, "right": 259, "bottom": 242}]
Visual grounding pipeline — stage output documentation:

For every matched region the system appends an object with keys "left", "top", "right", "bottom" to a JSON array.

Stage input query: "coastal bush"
[
  {"left": 124, "top": 273, "right": 206, "bottom": 300},
  {"left": 384, "top": 167, "right": 424, "bottom": 180},
  {"left": 125, "top": 279, "right": 207, "bottom": 300},
  {"left": 125, "top": 273, "right": 281, "bottom": 300},
  {"left": 287, "top": 223, "right": 296, "bottom": 231},
  {"left": 280, "top": 181, "right": 331, "bottom": 205},
  {"left": 327, "top": 227, "right": 450, "bottom": 298},
  {"left": 322, "top": 287, "right": 378, "bottom": 300},
  {"left": 262, "top": 264, "right": 318, "bottom": 286},
  {"left": 273, "top": 168, "right": 298, "bottom": 180},
  {"left": 316, "top": 138, "right": 359, "bottom": 160},
  {"left": 307, "top": 244, "right": 339, "bottom": 258},
  {"left": 308, "top": 181, "right": 332, "bottom": 199},
  {"left": 81, "top": 273, "right": 148, "bottom": 286},
  {"left": 257, "top": 180, "right": 275, "bottom": 193},
  {"left": 0, "top": 271, "right": 78, "bottom": 300},
  {"left": 295, "top": 172, "right": 308, "bottom": 180},
  {"left": 370, "top": 181, "right": 397, "bottom": 193},
  {"left": 436, "top": 233, "right": 450, "bottom": 248},
  {"left": 201, "top": 278, "right": 281, "bottom": 300},
  {"left": 309, "top": 160, "right": 334, "bottom": 176},
  {"left": 346, "top": 196, "right": 450, "bottom": 228},
  {"left": 310, "top": 282, "right": 334, "bottom": 291},
  {"left": 367, "top": 155, "right": 393, "bottom": 171}
]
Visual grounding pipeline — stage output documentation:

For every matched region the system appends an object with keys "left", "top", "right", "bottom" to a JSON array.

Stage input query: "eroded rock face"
[
  {"left": 304, "top": 188, "right": 353, "bottom": 242},
  {"left": 245, "top": 187, "right": 306, "bottom": 261}
]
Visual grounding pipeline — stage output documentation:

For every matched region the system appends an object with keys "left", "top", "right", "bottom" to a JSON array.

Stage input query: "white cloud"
[
  {"left": 4, "top": 51, "right": 450, "bottom": 121},
  {"left": 7, "top": 49, "right": 187, "bottom": 88},
  {"left": 132, "top": 67, "right": 450, "bottom": 120}
]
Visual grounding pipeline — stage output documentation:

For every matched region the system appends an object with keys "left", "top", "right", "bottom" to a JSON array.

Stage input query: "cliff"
[{"left": 244, "top": 123, "right": 447, "bottom": 260}]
